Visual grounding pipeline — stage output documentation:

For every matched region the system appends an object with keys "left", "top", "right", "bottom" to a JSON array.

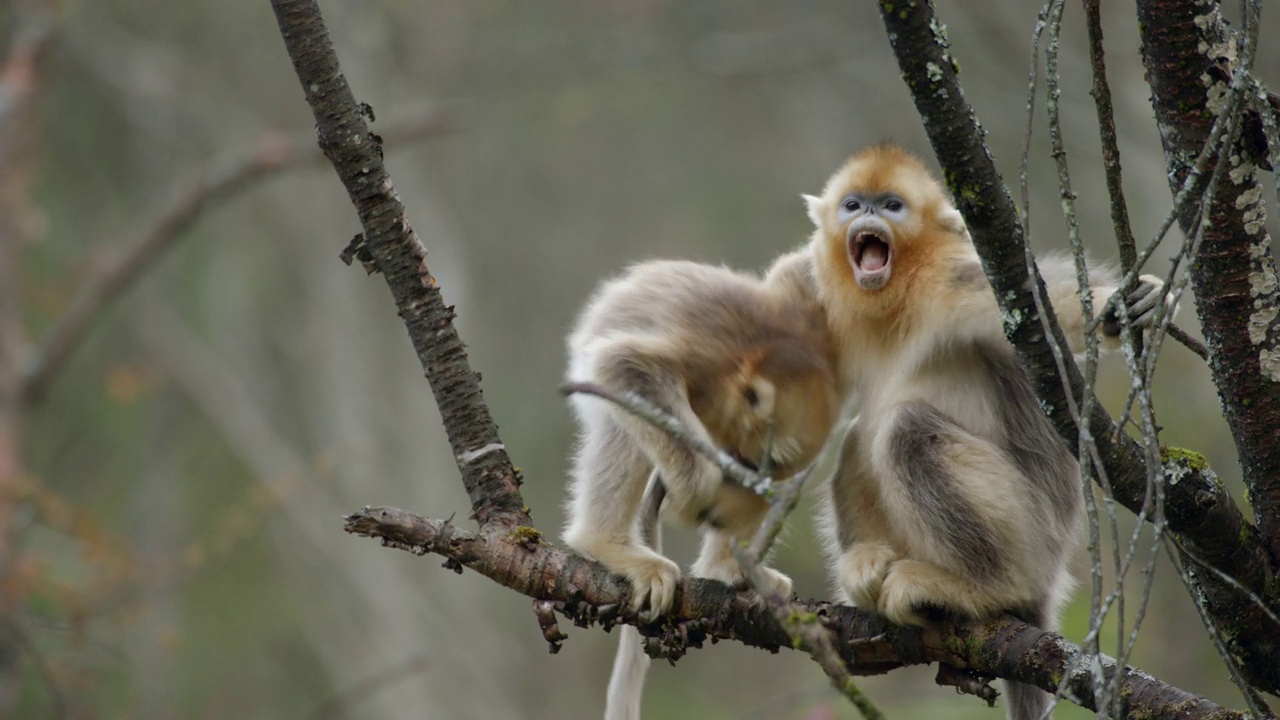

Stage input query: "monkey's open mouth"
[{"left": 849, "top": 231, "right": 892, "bottom": 290}]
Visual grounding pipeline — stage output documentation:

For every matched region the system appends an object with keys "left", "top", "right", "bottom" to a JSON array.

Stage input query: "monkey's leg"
[
  {"left": 872, "top": 401, "right": 1034, "bottom": 626},
  {"left": 688, "top": 485, "right": 791, "bottom": 600},
  {"left": 563, "top": 404, "right": 680, "bottom": 621},
  {"left": 604, "top": 471, "right": 665, "bottom": 720},
  {"left": 584, "top": 337, "right": 723, "bottom": 527},
  {"left": 828, "top": 417, "right": 899, "bottom": 610},
  {"left": 690, "top": 531, "right": 793, "bottom": 600}
]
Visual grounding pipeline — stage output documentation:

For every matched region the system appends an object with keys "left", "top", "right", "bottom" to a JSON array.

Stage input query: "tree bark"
[
  {"left": 1135, "top": 0, "right": 1280, "bottom": 693},
  {"left": 344, "top": 506, "right": 1247, "bottom": 720},
  {"left": 268, "top": 0, "right": 528, "bottom": 529}
]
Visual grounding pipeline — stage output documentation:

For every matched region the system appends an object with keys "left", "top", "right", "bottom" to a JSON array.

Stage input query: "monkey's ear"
[
  {"left": 938, "top": 203, "right": 968, "bottom": 237},
  {"left": 801, "top": 194, "right": 823, "bottom": 227},
  {"left": 745, "top": 377, "right": 777, "bottom": 420}
]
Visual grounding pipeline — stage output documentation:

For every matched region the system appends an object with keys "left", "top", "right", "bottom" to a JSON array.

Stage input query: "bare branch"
[
  {"left": 343, "top": 505, "right": 1249, "bottom": 720},
  {"left": 19, "top": 111, "right": 454, "bottom": 405},
  {"left": 267, "top": 0, "right": 527, "bottom": 528},
  {"left": 559, "top": 381, "right": 770, "bottom": 493}
]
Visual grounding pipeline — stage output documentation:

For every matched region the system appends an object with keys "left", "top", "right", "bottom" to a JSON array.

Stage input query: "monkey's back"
[{"left": 568, "top": 259, "right": 824, "bottom": 377}]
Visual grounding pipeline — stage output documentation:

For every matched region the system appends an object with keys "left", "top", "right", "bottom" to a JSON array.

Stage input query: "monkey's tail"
[
  {"left": 604, "top": 473, "right": 666, "bottom": 720},
  {"left": 1004, "top": 680, "right": 1051, "bottom": 720},
  {"left": 1004, "top": 602, "right": 1055, "bottom": 720},
  {"left": 605, "top": 626, "right": 648, "bottom": 720}
]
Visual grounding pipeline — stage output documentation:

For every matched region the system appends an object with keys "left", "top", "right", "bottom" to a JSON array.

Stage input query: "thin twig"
[
  {"left": 559, "top": 381, "right": 771, "bottom": 494},
  {"left": 19, "top": 110, "right": 454, "bottom": 405},
  {"left": 1082, "top": 0, "right": 1137, "bottom": 275},
  {"left": 1164, "top": 324, "right": 1208, "bottom": 360},
  {"left": 727, "top": 541, "right": 885, "bottom": 720},
  {"left": 1043, "top": 5, "right": 1123, "bottom": 713}
]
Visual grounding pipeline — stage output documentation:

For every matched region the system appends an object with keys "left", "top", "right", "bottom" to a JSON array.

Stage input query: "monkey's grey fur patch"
[
  {"left": 888, "top": 402, "right": 1004, "bottom": 580},
  {"left": 977, "top": 345, "right": 1081, "bottom": 531}
]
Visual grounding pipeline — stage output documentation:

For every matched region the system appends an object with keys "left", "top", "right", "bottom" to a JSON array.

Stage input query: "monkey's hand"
[
  {"left": 661, "top": 457, "right": 725, "bottom": 528},
  {"left": 837, "top": 542, "right": 898, "bottom": 611},
  {"left": 699, "top": 484, "right": 769, "bottom": 537},
  {"left": 1102, "top": 274, "right": 1174, "bottom": 337}
]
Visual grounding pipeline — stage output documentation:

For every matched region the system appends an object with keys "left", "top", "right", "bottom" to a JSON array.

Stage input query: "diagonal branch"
[
  {"left": 19, "top": 111, "right": 454, "bottom": 406},
  {"left": 876, "top": 0, "right": 1280, "bottom": 693},
  {"left": 343, "top": 505, "right": 1247, "bottom": 720},
  {"left": 267, "top": 0, "right": 527, "bottom": 529}
]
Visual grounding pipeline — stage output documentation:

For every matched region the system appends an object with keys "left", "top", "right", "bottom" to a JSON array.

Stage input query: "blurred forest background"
[{"left": 4, "top": 0, "right": 1280, "bottom": 718}]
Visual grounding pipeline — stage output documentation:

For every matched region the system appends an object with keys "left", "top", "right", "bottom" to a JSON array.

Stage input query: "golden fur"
[{"left": 805, "top": 144, "right": 1170, "bottom": 720}]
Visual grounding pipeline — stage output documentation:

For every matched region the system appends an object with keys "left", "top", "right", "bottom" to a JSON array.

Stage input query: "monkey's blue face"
[{"left": 838, "top": 192, "right": 909, "bottom": 291}]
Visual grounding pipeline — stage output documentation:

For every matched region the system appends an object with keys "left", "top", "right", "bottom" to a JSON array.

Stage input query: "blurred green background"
[{"left": 8, "top": 0, "right": 1280, "bottom": 717}]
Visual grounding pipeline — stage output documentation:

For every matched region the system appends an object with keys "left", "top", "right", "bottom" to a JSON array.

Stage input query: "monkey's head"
[
  {"left": 804, "top": 144, "right": 969, "bottom": 316},
  {"left": 711, "top": 341, "right": 838, "bottom": 480}
]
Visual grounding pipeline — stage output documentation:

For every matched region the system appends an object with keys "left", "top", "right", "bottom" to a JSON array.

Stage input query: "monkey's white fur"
[{"left": 562, "top": 256, "right": 839, "bottom": 720}]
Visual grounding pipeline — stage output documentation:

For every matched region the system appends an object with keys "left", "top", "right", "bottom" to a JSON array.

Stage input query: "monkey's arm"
[
  {"left": 825, "top": 417, "right": 901, "bottom": 611},
  {"left": 574, "top": 335, "right": 723, "bottom": 526},
  {"left": 936, "top": 253, "right": 1170, "bottom": 356},
  {"left": 1038, "top": 253, "right": 1171, "bottom": 354}
]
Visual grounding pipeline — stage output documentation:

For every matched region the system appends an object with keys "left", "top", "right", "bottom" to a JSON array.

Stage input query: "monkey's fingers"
[
  {"left": 625, "top": 557, "right": 681, "bottom": 623},
  {"left": 1125, "top": 275, "right": 1168, "bottom": 327},
  {"left": 1103, "top": 276, "right": 1164, "bottom": 336},
  {"left": 836, "top": 542, "right": 898, "bottom": 611}
]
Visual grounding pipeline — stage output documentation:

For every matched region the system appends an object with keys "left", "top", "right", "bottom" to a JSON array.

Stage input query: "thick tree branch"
[
  {"left": 268, "top": 0, "right": 527, "bottom": 528},
  {"left": 1134, "top": 0, "right": 1280, "bottom": 691},
  {"left": 344, "top": 506, "right": 1247, "bottom": 720},
  {"left": 877, "top": 0, "right": 1280, "bottom": 693},
  {"left": 1136, "top": 0, "right": 1280, "bottom": 548}
]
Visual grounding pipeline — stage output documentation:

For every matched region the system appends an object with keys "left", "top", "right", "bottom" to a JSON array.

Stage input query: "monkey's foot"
[
  {"left": 837, "top": 542, "right": 898, "bottom": 611},
  {"left": 617, "top": 554, "right": 682, "bottom": 623},
  {"left": 877, "top": 559, "right": 978, "bottom": 627},
  {"left": 691, "top": 553, "right": 793, "bottom": 605}
]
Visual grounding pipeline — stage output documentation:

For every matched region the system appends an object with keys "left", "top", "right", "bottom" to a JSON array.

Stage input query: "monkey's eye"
[
  {"left": 744, "top": 387, "right": 760, "bottom": 408},
  {"left": 884, "top": 199, "right": 904, "bottom": 213},
  {"left": 842, "top": 198, "right": 861, "bottom": 213}
]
